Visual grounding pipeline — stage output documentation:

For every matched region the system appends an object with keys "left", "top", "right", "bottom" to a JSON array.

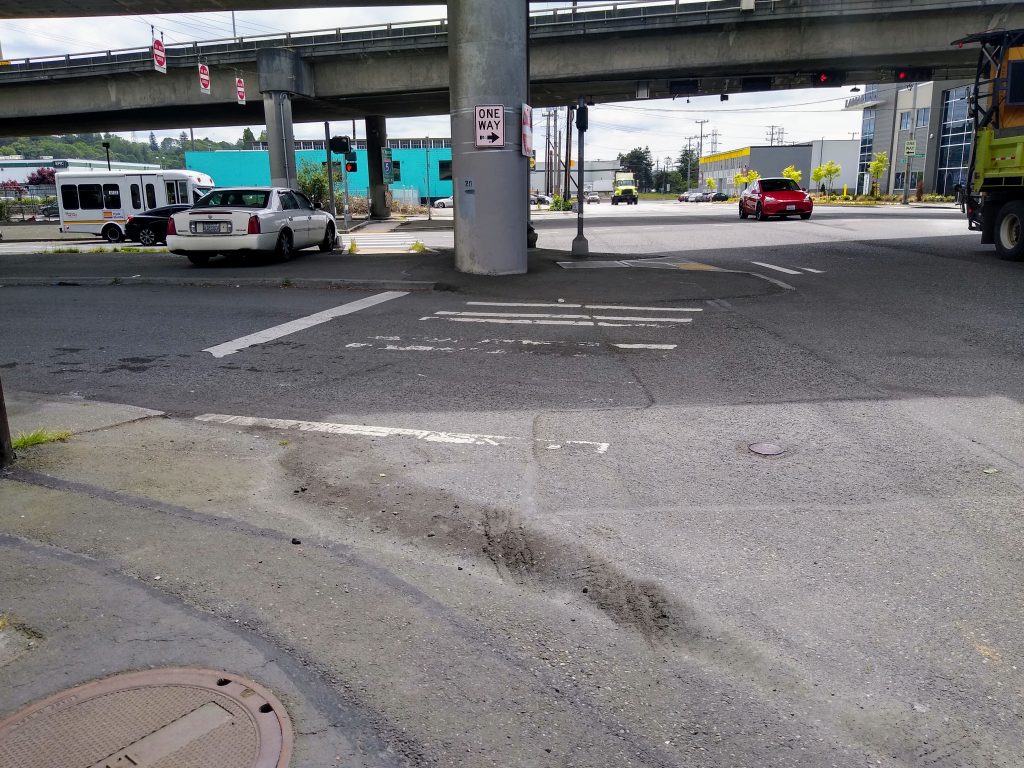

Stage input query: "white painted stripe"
[
  {"left": 750, "top": 261, "right": 802, "bottom": 275},
  {"left": 747, "top": 272, "right": 796, "bottom": 291},
  {"left": 590, "top": 315, "right": 692, "bottom": 323},
  {"left": 466, "top": 301, "right": 583, "bottom": 308},
  {"left": 436, "top": 311, "right": 591, "bottom": 319},
  {"left": 195, "top": 413, "right": 609, "bottom": 453},
  {"left": 441, "top": 317, "right": 594, "bottom": 326},
  {"left": 203, "top": 291, "right": 407, "bottom": 357},
  {"left": 613, "top": 343, "right": 677, "bottom": 350},
  {"left": 801, "top": 267, "right": 826, "bottom": 273},
  {"left": 585, "top": 305, "right": 702, "bottom": 312}
]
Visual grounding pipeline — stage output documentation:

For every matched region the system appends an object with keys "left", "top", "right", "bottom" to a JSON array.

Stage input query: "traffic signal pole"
[{"left": 324, "top": 122, "right": 338, "bottom": 219}]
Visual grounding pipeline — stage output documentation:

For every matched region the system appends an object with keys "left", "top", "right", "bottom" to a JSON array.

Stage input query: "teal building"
[{"left": 185, "top": 139, "right": 453, "bottom": 203}]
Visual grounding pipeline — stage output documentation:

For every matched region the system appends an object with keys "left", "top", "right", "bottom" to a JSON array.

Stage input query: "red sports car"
[{"left": 739, "top": 177, "right": 813, "bottom": 221}]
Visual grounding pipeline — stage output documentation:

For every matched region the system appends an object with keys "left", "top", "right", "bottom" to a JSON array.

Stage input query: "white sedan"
[{"left": 167, "top": 187, "right": 337, "bottom": 266}]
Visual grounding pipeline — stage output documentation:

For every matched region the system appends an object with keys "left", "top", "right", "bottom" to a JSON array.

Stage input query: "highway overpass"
[{"left": 0, "top": 0, "right": 1014, "bottom": 135}]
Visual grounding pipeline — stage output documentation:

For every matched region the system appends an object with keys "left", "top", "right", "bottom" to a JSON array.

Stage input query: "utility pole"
[
  {"left": 709, "top": 129, "right": 721, "bottom": 155},
  {"left": 766, "top": 125, "right": 785, "bottom": 146},
  {"left": 695, "top": 119, "right": 709, "bottom": 187},
  {"left": 324, "top": 122, "right": 337, "bottom": 219}
]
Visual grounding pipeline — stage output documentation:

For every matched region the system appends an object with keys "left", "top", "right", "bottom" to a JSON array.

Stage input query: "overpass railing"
[{"left": 0, "top": 0, "right": 985, "bottom": 83}]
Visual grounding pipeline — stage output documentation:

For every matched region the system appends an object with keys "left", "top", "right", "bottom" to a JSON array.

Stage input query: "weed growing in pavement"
[
  {"left": 46, "top": 247, "right": 81, "bottom": 254},
  {"left": 12, "top": 429, "right": 72, "bottom": 450},
  {"left": 411, "top": 240, "right": 428, "bottom": 253},
  {"left": 347, "top": 240, "right": 359, "bottom": 254},
  {"left": 281, "top": 278, "right": 294, "bottom": 288}
]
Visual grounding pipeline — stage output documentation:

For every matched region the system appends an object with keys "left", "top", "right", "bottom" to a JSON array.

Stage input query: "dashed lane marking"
[
  {"left": 195, "top": 413, "right": 610, "bottom": 454},
  {"left": 203, "top": 291, "right": 408, "bottom": 357}
]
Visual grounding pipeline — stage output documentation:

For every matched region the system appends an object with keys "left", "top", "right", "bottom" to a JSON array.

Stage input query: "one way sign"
[{"left": 474, "top": 104, "right": 505, "bottom": 148}]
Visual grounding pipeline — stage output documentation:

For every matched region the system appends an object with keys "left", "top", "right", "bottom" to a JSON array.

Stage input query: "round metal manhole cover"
[
  {"left": 0, "top": 668, "right": 291, "bottom": 768},
  {"left": 749, "top": 442, "right": 786, "bottom": 457}
]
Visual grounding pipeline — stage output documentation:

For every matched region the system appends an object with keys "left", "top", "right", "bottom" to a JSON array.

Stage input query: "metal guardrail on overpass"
[{"left": 0, "top": 0, "right": 993, "bottom": 83}]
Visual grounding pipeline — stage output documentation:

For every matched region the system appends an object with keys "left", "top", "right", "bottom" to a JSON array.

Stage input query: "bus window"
[
  {"left": 79, "top": 184, "right": 103, "bottom": 209},
  {"left": 60, "top": 184, "right": 80, "bottom": 210},
  {"left": 130, "top": 184, "right": 141, "bottom": 209},
  {"left": 166, "top": 181, "right": 177, "bottom": 203},
  {"left": 103, "top": 184, "right": 121, "bottom": 209},
  {"left": 145, "top": 184, "right": 157, "bottom": 209},
  {"left": 177, "top": 180, "right": 188, "bottom": 202}
]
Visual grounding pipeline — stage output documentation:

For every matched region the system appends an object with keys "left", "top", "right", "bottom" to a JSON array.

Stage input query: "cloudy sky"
[{"left": 0, "top": 2, "right": 862, "bottom": 161}]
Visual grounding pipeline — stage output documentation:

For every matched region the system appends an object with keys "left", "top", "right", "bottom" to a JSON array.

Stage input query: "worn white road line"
[
  {"left": 801, "top": 267, "right": 826, "bottom": 273},
  {"left": 195, "top": 413, "right": 610, "bottom": 453},
  {"left": 435, "top": 311, "right": 691, "bottom": 323},
  {"left": 436, "top": 310, "right": 591, "bottom": 319},
  {"left": 466, "top": 301, "right": 583, "bottom": 308},
  {"left": 591, "top": 315, "right": 692, "bottom": 323},
  {"left": 613, "top": 343, "right": 677, "bottom": 350},
  {"left": 747, "top": 272, "right": 796, "bottom": 291},
  {"left": 585, "top": 305, "right": 702, "bottom": 312},
  {"left": 750, "top": 261, "right": 802, "bottom": 275},
  {"left": 203, "top": 291, "right": 408, "bottom": 357},
  {"left": 431, "top": 317, "right": 594, "bottom": 326}
]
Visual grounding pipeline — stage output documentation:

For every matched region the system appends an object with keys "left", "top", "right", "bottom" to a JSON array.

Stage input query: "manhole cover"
[
  {"left": 749, "top": 442, "right": 786, "bottom": 457},
  {"left": 0, "top": 667, "right": 291, "bottom": 768}
]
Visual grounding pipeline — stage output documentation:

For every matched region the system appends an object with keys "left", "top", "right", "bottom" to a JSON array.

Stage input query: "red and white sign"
[
  {"left": 198, "top": 63, "right": 211, "bottom": 95},
  {"left": 152, "top": 38, "right": 166, "bottom": 74},
  {"left": 235, "top": 77, "right": 246, "bottom": 105},
  {"left": 521, "top": 103, "right": 533, "bottom": 157}
]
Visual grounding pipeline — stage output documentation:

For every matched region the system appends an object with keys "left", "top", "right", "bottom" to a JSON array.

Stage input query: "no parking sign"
[
  {"left": 198, "top": 63, "right": 211, "bottom": 95},
  {"left": 236, "top": 77, "right": 246, "bottom": 105}
]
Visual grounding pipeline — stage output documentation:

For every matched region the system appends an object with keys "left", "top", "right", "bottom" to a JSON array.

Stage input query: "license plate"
[
  {"left": 786, "top": 204, "right": 796, "bottom": 211},
  {"left": 202, "top": 222, "right": 226, "bottom": 234}
]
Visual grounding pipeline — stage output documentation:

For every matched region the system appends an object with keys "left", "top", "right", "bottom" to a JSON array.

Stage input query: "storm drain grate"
[{"left": 0, "top": 667, "right": 291, "bottom": 768}]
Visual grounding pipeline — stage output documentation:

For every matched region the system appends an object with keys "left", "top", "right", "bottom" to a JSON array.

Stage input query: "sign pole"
[
  {"left": 571, "top": 96, "right": 589, "bottom": 257},
  {"left": 902, "top": 83, "right": 917, "bottom": 205},
  {"left": 324, "top": 122, "right": 337, "bottom": 219}
]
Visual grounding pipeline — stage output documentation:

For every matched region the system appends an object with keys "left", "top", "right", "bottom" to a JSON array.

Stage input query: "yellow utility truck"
[
  {"left": 959, "top": 28, "right": 1024, "bottom": 260},
  {"left": 611, "top": 170, "right": 639, "bottom": 206}
]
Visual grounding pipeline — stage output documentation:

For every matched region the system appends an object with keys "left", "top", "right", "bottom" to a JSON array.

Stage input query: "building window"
[
  {"left": 858, "top": 107, "right": 876, "bottom": 194},
  {"left": 936, "top": 87, "right": 972, "bottom": 195},
  {"left": 899, "top": 111, "right": 911, "bottom": 131},
  {"left": 916, "top": 107, "right": 930, "bottom": 128}
]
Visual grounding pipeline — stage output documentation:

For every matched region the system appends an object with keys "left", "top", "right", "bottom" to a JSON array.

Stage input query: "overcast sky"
[{"left": 0, "top": 2, "right": 862, "bottom": 162}]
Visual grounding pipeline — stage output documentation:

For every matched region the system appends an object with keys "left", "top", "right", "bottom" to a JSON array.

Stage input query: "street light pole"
[{"left": 101, "top": 141, "right": 111, "bottom": 171}]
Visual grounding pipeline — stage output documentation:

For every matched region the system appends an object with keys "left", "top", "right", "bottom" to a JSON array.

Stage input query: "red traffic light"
[
  {"left": 895, "top": 67, "right": 932, "bottom": 83},
  {"left": 344, "top": 161, "right": 358, "bottom": 173},
  {"left": 811, "top": 70, "right": 842, "bottom": 86},
  {"left": 818, "top": 72, "right": 831, "bottom": 84}
]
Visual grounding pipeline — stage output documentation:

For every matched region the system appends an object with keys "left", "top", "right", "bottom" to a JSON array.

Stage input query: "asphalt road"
[{"left": 2, "top": 205, "right": 1022, "bottom": 767}]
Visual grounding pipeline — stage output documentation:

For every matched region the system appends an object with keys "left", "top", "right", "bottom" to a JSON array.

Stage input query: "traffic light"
[
  {"left": 344, "top": 150, "right": 357, "bottom": 173},
  {"left": 575, "top": 103, "right": 588, "bottom": 132},
  {"left": 895, "top": 67, "right": 932, "bottom": 83},
  {"left": 328, "top": 135, "right": 350, "bottom": 155},
  {"left": 812, "top": 70, "right": 842, "bottom": 86}
]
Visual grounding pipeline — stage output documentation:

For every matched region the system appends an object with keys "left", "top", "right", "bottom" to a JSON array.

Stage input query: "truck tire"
[{"left": 994, "top": 201, "right": 1024, "bottom": 261}]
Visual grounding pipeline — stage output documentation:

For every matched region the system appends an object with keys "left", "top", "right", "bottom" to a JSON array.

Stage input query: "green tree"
[
  {"left": 297, "top": 159, "right": 328, "bottom": 208},
  {"left": 733, "top": 171, "right": 749, "bottom": 193},
  {"left": 257, "top": 129, "right": 268, "bottom": 142},
  {"left": 677, "top": 146, "right": 699, "bottom": 189},
  {"left": 149, "top": 132, "right": 158, "bottom": 151},
  {"left": 618, "top": 147, "right": 655, "bottom": 191},
  {"left": 781, "top": 164, "right": 802, "bottom": 184},
  {"left": 812, "top": 160, "right": 842, "bottom": 195},
  {"left": 867, "top": 152, "right": 889, "bottom": 196},
  {"left": 706, "top": 177, "right": 717, "bottom": 191},
  {"left": 240, "top": 127, "right": 256, "bottom": 148}
]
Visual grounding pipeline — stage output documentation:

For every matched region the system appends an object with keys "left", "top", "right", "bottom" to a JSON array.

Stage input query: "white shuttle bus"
[{"left": 56, "top": 169, "right": 215, "bottom": 242}]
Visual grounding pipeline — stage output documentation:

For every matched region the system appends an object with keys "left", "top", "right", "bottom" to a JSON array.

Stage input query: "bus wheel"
[
  {"left": 995, "top": 201, "right": 1024, "bottom": 261},
  {"left": 102, "top": 225, "right": 123, "bottom": 243}
]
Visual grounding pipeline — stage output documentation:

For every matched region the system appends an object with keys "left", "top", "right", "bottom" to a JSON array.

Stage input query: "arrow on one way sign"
[{"left": 475, "top": 105, "right": 505, "bottom": 148}]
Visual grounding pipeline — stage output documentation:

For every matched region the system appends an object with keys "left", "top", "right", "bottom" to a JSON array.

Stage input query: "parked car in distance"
[
  {"left": 39, "top": 204, "right": 59, "bottom": 218},
  {"left": 709, "top": 192, "right": 729, "bottom": 202},
  {"left": 739, "top": 177, "right": 813, "bottom": 221},
  {"left": 125, "top": 204, "right": 192, "bottom": 246},
  {"left": 586, "top": 191, "right": 600, "bottom": 203},
  {"left": 678, "top": 190, "right": 707, "bottom": 202},
  {"left": 530, "top": 194, "right": 551, "bottom": 205},
  {"left": 433, "top": 196, "right": 454, "bottom": 208},
  {"left": 167, "top": 187, "right": 337, "bottom": 266}
]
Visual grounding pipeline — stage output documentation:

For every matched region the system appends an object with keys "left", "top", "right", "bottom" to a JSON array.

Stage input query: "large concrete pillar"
[
  {"left": 449, "top": 0, "right": 529, "bottom": 275},
  {"left": 257, "top": 48, "right": 314, "bottom": 190},
  {"left": 263, "top": 92, "right": 296, "bottom": 188},
  {"left": 365, "top": 115, "right": 391, "bottom": 220}
]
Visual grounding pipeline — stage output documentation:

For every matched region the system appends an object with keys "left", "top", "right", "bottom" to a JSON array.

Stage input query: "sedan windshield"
[
  {"left": 194, "top": 190, "right": 270, "bottom": 209},
  {"left": 760, "top": 179, "right": 801, "bottom": 192}
]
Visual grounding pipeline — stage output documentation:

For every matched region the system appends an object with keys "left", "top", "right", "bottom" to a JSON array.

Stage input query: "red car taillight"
[
  {"left": 166, "top": 217, "right": 177, "bottom": 236},
  {"left": 247, "top": 215, "right": 260, "bottom": 235}
]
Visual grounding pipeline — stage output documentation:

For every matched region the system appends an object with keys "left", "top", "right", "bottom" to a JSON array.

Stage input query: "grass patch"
[
  {"left": 281, "top": 278, "right": 294, "bottom": 288},
  {"left": 410, "top": 240, "right": 428, "bottom": 253},
  {"left": 46, "top": 247, "right": 81, "bottom": 254},
  {"left": 347, "top": 239, "right": 359, "bottom": 254},
  {"left": 12, "top": 429, "right": 72, "bottom": 450}
]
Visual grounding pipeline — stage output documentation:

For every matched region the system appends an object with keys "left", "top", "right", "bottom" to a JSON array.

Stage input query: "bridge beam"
[
  {"left": 449, "top": 0, "right": 529, "bottom": 275},
  {"left": 263, "top": 92, "right": 296, "bottom": 188}
]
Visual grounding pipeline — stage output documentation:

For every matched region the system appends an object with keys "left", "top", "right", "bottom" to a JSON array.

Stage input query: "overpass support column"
[
  {"left": 365, "top": 115, "right": 391, "bottom": 220},
  {"left": 449, "top": 0, "right": 529, "bottom": 274},
  {"left": 263, "top": 92, "right": 297, "bottom": 188}
]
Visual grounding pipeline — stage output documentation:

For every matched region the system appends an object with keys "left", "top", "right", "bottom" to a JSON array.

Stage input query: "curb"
[{"left": 0, "top": 276, "right": 437, "bottom": 291}]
